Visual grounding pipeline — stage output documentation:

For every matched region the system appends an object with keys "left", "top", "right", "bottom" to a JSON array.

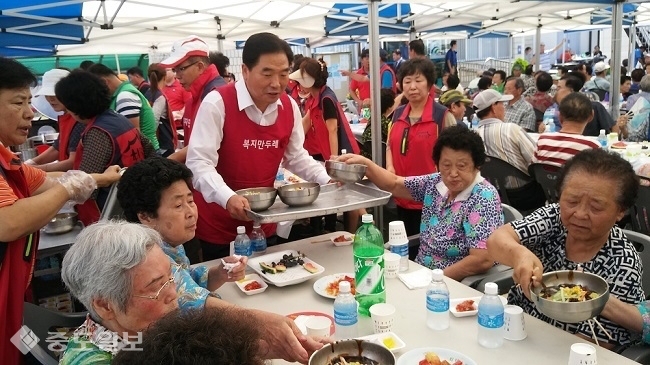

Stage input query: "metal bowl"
[
  {"left": 308, "top": 339, "right": 396, "bottom": 365},
  {"left": 236, "top": 187, "right": 277, "bottom": 212},
  {"left": 44, "top": 212, "right": 78, "bottom": 235},
  {"left": 530, "top": 270, "right": 610, "bottom": 323},
  {"left": 325, "top": 160, "right": 367, "bottom": 184},
  {"left": 276, "top": 182, "right": 320, "bottom": 207}
]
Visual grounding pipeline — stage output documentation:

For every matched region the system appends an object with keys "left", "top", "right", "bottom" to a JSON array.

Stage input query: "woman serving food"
[{"left": 487, "top": 148, "right": 645, "bottom": 347}]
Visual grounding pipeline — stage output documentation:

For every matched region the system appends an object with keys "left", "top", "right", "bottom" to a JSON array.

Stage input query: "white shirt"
[{"left": 186, "top": 79, "right": 331, "bottom": 208}]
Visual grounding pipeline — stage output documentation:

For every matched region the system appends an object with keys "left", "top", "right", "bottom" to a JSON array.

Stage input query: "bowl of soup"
[
  {"left": 325, "top": 160, "right": 366, "bottom": 184},
  {"left": 530, "top": 270, "right": 609, "bottom": 323},
  {"left": 235, "top": 187, "right": 277, "bottom": 212},
  {"left": 308, "top": 339, "right": 395, "bottom": 365},
  {"left": 277, "top": 182, "right": 320, "bottom": 207}
]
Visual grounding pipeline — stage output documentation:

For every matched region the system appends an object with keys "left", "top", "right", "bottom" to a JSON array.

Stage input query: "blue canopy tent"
[
  {"left": 325, "top": 3, "right": 411, "bottom": 37},
  {"left": 0, "top": 0, "right": 85, "bottom": 57}
]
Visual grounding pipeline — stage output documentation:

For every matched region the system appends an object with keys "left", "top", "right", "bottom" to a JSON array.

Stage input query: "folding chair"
[
  {"left": 100, "top": 181, "right": 124, "bottom": 221},
  {"left": 631, "top": 179, "right": 650, "bottom": 235},
  {"left": 480, "top": 156, "right": 530, "bottom": 207},
  {"left": 529, "top": 163, "right": 560, "bottom": 204},
  {"left": 623, "top": 229, "right": 650, "bottom": 297}
]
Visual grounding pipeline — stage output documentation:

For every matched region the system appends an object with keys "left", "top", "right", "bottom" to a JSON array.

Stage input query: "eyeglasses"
[
  {"left": 173, "top": 61, "right": 199, "bottom": 73},
  {"left": 133, "top": 264, "right": 179, "bottom": 300}
]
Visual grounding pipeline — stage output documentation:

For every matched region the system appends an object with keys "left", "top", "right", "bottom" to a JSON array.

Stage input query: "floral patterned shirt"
[
  {"left": 404, "top": 172, "right": 503, "bottom": 269},
  {"left": 638, "top": 302, "right": 650, "bottom": 344},
  {"left": 508, "top": 204, "right": 645, "bottom": 346},
  {"left": 161, "top": 242, "right": 213, "bottom": 310}
]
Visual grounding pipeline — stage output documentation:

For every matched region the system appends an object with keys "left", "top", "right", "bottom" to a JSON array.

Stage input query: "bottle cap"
[
  {"left": 341, "top": 149, "right": 347, "bottom": 154},
  {"left": 338, "top": 281, "right": 351, "bottom": 294},
  {"left": 599, "top": 129, "right": 606, "bottom": 134},
  {"left": 485, "top": 282, "right": 498, "bottom": 295},
  {"left": 237, "top": 226, "right": 245, "bottom": 234},
  {"left": 432, "top": 269, "right": 444, "bottom": 281},
  {"left": 362, "top": 214, "right": 373, "bottom": 223},
  {"left": 253, "top": 222, "right": 261, "bottom": 229}
]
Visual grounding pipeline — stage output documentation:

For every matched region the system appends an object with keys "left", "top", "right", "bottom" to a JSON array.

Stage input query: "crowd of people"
[{"left": 5, "top": 32, "right": 650, "bottom": 364}]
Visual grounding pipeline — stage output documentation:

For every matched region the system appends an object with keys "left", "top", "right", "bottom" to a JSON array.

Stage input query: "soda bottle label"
[
  {"left": 334, "top": 309, "right": 358, "bottom": 326},
  {"left": 426, "top": 295, "right": 449, "bottom": 313},
  {"left": 478, "top": 312, "right": 504, "bottom": 329},
  {"left": 354, "top": 254, "right": 384, "bottom": 295}
]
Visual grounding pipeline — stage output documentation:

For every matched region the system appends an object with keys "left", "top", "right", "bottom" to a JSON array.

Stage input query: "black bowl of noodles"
[{"left": 308, "top": 339, "right": 395, "bottom": 365}]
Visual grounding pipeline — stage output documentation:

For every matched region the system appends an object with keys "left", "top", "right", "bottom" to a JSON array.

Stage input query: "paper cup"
[
  {"left": 388, "top": 221, "right": 408, "bottom": 243},
  {"left": 383, "top": 252, "right": 401, "bottom": 279},
  {"left": 305, "top": 316, "right": 332, "bottom": 338},
  {"left": 503, "top": 305, "right": 527, "bottom": 341},
  {"left": 568, "top": 343, "right": 597, "bottom": 365},
  {"left": 369, "top": 303, "right": 396, "bottom": 333}
]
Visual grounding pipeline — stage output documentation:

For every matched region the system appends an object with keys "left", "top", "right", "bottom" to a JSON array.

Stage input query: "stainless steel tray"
[{"left": 245, "top": 183, "right": 391, "bottom": 223}]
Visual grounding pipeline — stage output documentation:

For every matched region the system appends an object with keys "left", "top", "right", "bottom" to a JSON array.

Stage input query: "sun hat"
[
  {"left": 288, "top": 69, "right": 315, "bottom": 88},
  {"left": 33, "top": 69, "right": 70, "bottom": 97},
  {"left": 160, "top": 35, "right": 209, "bottom": 68}
]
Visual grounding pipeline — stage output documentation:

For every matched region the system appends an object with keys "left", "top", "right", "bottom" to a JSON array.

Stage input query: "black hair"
[
  {"left": 447, "top": 74, "right": 460, "bottom": 90},
  {"left": 560, "top": 74, "right": 584, "bottom": 92},
  {"left": 397, "top": 58, "right": 435, "bottom": 89},
  {"left": 393, "top": 49, "right": 401, "bottom": 56},
  {"left": 450, "top": 40, "right": 457, "bottom": 47},
  {"left": 126, "top": 67, "right": 144, "bottom": 77},
  {"left": 300, "top": 58, "right": 329, "bottom": 89},
  {"left": 147, "top": 63, "right": 166, "bottom": 101},
  {"left": 559, "top": 92, "right": 593, "bottom": 124},
  {"left": 360, "top": 49, "right": 370, "bottom": 59},
  {"left": 117, "top": 157, "right": 193, "bottom": 223},
  {"left": 0, "top": 57, "right": 37, "bottom": 90},
  {"left": 476, "top": 105, "right": 492, "bottom": 120},
  {"left": 242, "top": 32, "right": 293, "bottom": 70},
  {"left": 632, "top": 68, "right": 645, "bottom": 83},
  {"left": 111, "top": 307, "right": 263, "bottom": 365},
  {"left": 55, "top": 70, "right": 111, "bottom": 120},
  {"left": 408, "top": 39, "right": 425, "bottom": 56},
  {"left": 292, "top": 54, "right": 305, "bottom": 72},
  {"left": 477, "top": 76, "right": 492, "bottom": 91},
  {"left": 87, "top": 63, "right": 117, "bottom": 77},
  {"left": 379, "top": 88, "right": 396, "bottom": 115},
  {"left": 558, "top": 149, "right": 639, "bottom": 210},
  {"left": 621, "top": 75, "right": 632, "bottom": 86},
  {"left": 524, "top": 46, "right": 532, "bottom": 52},
  {"left": 432, "top": 125, "right": 486, "bottom": 168},
  {"left": 558, "top": 66, "right": 569, "bottom": 75},
  {"left": 581, "top": 63, "right": 593, "bottom": 75},
  {"left": 209, "top": 51, "right": 230, "bottom": 77},
  {"left": 78, "top": 60, "right": 94, "bottom": 70},
  {"left": 524, "top": 64, "right": 534, "bottom": 76},
  {"left": 493, "top": 70, "right": 507, "bottom": 83},
  {"left": 535, "top": 72, "right": 553, "bottom": 92}
]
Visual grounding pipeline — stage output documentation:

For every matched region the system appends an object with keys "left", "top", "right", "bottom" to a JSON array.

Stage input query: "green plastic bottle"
[{"left": 353, "top": 213, "right": 386, "bottom": 316}]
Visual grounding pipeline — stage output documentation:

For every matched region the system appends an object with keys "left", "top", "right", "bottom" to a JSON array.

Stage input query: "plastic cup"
[
  {"left": 383, "top": 252, "right": 401, "bottom": 279},
  {"left": 503, "top": 305, "right": 527, "bottom": 341},
  {"left": 568, "top": 343, "right": 597, "bottom": 365},
  {"left": 369, "top": 303, "right": 396, "bottom": 333},
  {"left": 388, "top": 221, "right": 408, "bottom": 243},
  {"left": 305, "top": 316, "right": 331, "bottom": 337}
]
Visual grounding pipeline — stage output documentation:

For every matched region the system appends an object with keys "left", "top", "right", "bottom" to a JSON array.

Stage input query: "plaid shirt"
[{"left": 504, "top": 97, "right": 537, "bottom": 132}]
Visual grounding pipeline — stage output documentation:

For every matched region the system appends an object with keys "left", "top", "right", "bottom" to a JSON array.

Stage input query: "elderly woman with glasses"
[
  {"left": 60, "top": 221, "right": 325, "bottom": 364},
  {"left": 337, "top": 126, "right": 502, "bottom": 281}
]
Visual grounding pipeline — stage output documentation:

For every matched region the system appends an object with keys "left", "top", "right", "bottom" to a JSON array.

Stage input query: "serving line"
[{"left": 200, "top": 232, "right": 637, "bottom": 365}]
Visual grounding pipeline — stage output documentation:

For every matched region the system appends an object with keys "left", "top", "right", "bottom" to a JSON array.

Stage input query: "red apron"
[
  {"left": 0, "top": 148, "right": 39, "bottom": 365},
  {"left": 181, "top": 65, "right": 225, "bottom": 144},
  {"left": 56, "top": 113, "right": 78, "bottom": 161},
  {"left": 194, "top": 83, "right": 294, "bottom": 244}
]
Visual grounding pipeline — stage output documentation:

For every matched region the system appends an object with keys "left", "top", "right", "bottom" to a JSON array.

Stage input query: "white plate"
[
  {"left": 449, "top": 296, "right": 508, "bottom": 317},
  {"left": 234, "top": 274, "right": 268, "bottom": 295},
  {"left": 397, "top": 347, "right": 477, "bottom": 365},
  {"left": 356, "top": 332, "right": 406, "bottom": 353},
  {"left": 313, "top": 273, "right": 355, "bottom": 299},
  {"left": 247, "top": 250, "right": 325, "bottom": 287},
  {"left": 330, "top": 234, "right": 354, "bottom": 246}
]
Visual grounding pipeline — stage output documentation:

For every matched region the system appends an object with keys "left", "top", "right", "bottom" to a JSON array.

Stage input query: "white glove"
[{"left": 57, "top": 170, "right": 97, "bottom": 204}]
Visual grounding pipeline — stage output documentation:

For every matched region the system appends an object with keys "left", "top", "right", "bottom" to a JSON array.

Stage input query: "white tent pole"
[
  {"left": 561, "top": 33, "right": 566, "bottom": 63},
  {"left": 509, "top": 35, "right": 513, "bottom": 61},
  {"left": 629, "top": 22, "right": 636, "bottom": 73},
  {"left": 368, "top": 0, "right": 384, "bottom": 231},
  {"left": 610, "top": 1, "right": 623, "bottom": 119},
  {"left": 535, "top": 24, "right": 541, "bottom": 72},
  {"left": 115, "top": 54, "right": 121, "bottom": 74}
]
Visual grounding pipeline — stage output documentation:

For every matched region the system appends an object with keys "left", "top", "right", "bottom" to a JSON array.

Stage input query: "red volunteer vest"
[
  {"left": 380, "top": 63, "right": 397, "bottom": 93},
  {"left": 194, "top": 83, "right": 294, "bottom": 244},
  {"left": 57, "top": 113, "right": 79, "bottom": 162},
  {"left": 388, "top": 96, "right": 441, "bottom": 210},
  {"left": 351, "top": 68, "right": 371, "bottom": 100},
  {"left": 181, "top": 65, "right": 225, "bottom": 144},
  {"left": 304, "top": 86, "right": 360, "bottom": 158},
  {"left": 0, "top": 148, "right": 39, "bottom": 365},
  {"left": 73, "top": 110, "right": 146, "bottom": 226}
]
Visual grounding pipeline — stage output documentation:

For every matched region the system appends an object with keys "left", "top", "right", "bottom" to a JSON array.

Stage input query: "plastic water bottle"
[
  {"left": 477, "top": 282, "right": 504, "bottom": 348},
  {"left": 334, "top": 281, "right": 358, "bottom": 339},
  {"left": 353, "top": 214, "right": 386, "bottom": 316},
  {"left": 274, "top": 166, "right": 285, "bottom": 189},
  {"left": 598, "top": 129, "right": 607, "bottom": 148},
  {"left": 250, "top": 223, "right": 267, "bottom": 254},
  {"left": 233, "top": 226, "right": 252, "bottom": 257},
  {"left": 471, "top": 114, "right": 480, "bottom": 129},
  {"left": 543, "top": 107, "right": 555, "bottom": 129},
  {"left": 426, "top": 269, "right": 450, "bottom": 330},
  {"left": 543, "top": 118, "right": 555, "bottom": 133},
  {"left": 462, "top": 116, "right": 469, "bottom": 128}
]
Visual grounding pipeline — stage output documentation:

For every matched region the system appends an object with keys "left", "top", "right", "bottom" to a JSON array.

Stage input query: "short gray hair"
[
  {"left": 61, "top": 220, "right": 162, "bottom": 320},
  {"left": 506, "top": 77, "right": 525, "bottom": 92},
  {"left": 640, "top": 75, "right": 650, "bottom": 92}
]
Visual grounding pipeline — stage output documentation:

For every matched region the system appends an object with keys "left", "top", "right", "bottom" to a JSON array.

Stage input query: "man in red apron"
[
  {"left": 161, "top": 35, "right": 227, "bottom": 163},
  {"left": 0, "top": 57, "right": 105, "bottom": 364},
  {"left": 185, "top": 32, "right": 331, "bottom": 261}
]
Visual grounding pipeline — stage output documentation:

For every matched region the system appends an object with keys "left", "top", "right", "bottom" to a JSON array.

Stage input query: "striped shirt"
[
  {"left": 476, "top": 118, "right": 536, "bottom": 188},
  {"left": 115, "top": 90, "right": 142, "bottom": 119},
  {"left": 537, "top": 52, "right": 554, "bottom": 71},
  {"left": 533, "top": 132, "right": 600, "bottom": 167}
]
